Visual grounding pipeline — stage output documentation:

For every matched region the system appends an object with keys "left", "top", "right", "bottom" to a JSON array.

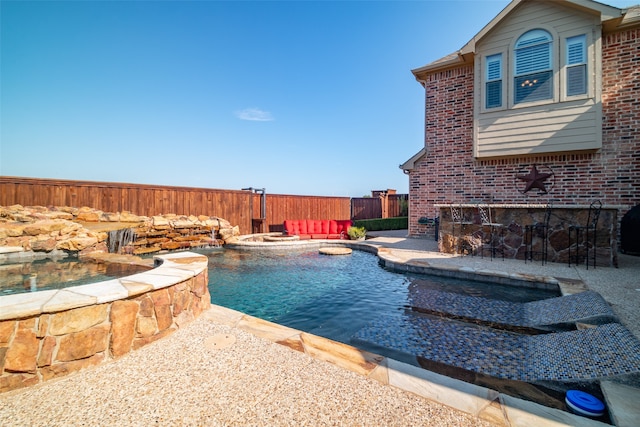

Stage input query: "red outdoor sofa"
[{"left": 283, "top": 219, "right": 353, "bottom": 240}]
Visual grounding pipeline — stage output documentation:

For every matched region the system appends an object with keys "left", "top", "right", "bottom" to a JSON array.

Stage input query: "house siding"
[
  {"left": 474, "top": 1, "right": 602, "bottom": 157},
  {"left": 408, "top": 26, "right": 639, "bottom": 240}
]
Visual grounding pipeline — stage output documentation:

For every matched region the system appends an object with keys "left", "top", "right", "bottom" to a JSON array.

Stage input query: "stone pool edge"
[{"left": 0, "top": 251, "right": 211, "bottom": 393}]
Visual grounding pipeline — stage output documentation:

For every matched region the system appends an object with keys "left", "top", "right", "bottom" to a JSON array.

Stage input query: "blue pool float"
[{"left": 565, "top": 390, "right": 605, "bottom": 417}]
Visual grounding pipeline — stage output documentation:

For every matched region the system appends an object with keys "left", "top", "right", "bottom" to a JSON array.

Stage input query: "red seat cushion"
[
  {"left": 336, "top": 220, "right": 353, "bottom": 236},
  {"left": 284, "top": 220, "right": 308, "bottom": 235},
  {"left": 306, "top": 220, "right": 319, "bottom": 234},
  {"left": 284, "top": 219, "right": 351, "bottom": 239}
]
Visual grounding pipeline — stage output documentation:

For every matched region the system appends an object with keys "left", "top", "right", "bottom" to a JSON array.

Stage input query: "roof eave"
[
  {"left": 411, "top": 52, "right": 473, "bottom": 81},
  {"left": 400, "top": 148, "right": 427, "bottom": 172}
]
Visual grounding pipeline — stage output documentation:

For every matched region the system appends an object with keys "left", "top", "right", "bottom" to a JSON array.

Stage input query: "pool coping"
[{"left": 0, "top": 251, "right": 208, "bottom": 321}]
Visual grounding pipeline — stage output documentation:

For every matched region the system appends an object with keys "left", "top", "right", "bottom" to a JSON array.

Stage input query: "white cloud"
[{"left": 235, "top": 108, "right": 274, "bottom": 122}]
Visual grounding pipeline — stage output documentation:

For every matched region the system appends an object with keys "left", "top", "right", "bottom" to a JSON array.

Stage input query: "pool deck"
[{"left": 2, "top": 231, "right": 639, "bottom": 426}]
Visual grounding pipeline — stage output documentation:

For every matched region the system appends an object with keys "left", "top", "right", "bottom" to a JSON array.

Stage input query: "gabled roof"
[
  {"left": 399, "top": 147, "right": 426, "bottom": 172},
  {"left": 412, "top": 0, "right": 626, "bottom": 79}
]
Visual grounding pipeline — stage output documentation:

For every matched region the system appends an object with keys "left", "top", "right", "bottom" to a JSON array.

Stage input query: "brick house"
[{"left": 401, "top": 0, "right": 639, "bottom": 249}]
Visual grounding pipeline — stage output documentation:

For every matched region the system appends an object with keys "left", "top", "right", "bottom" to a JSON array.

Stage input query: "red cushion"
[
  {"left": 306, "top": 220, "right": 316, "bottom": 234},
  {"left": 308, "top": 220, "right": 323, "bottom": 234},
  {"left": 283, "top": 220, "right": 296, "bottom": 235},
  {"left": 336, "top": 220, "right": 352, "bottom": 235},
  {"left": 284, "top": 220, "right": 309, "bottom": 235},
  {"left": 284, "top": 220, "right": 351, "bottom": 238},
  {"left": 303, "top": 220, "right": 312, "bottom": 234}
]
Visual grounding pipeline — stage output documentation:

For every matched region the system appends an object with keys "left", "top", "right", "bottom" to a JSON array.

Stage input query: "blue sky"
[{"left": 1, "top": 0, "right": 635, "bottom": 197}]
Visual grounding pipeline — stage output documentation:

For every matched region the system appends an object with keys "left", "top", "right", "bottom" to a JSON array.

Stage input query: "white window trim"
[
  {"left": 484, "top": 53, "right": 505, "bottom": 110},
  {"left": 479, "top": 27, "right": 595, "bottom": 113},
  {"left": 480, "top": 50, "right": 507, "bottom": 113},
  {"left": 561, "top": 31, "right": 592, "bottom": 102}
]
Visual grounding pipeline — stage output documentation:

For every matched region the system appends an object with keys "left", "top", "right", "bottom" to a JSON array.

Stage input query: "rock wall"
[
  {"left": 0, "top": 253, "right": 211, "bottom": 393},
  {"left": 0, "top": 205, "right": 240, "bottom": 258},
  {"left": 437, "top": 205, "right": 618, "bottom": 267}
]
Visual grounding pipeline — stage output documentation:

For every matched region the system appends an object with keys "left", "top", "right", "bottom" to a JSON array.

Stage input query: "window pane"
[
  {"left": 515, "top": 30, "right": 551, "bottom": 48},
  {"left": 486, "top": 80, "right": 502, "bottom": 108},
  {"left": 567, "top": 64, "right": 586, "bottom": 96},
  {"left": 516, "top": 44, "right": 551, "bottom": 74},
  {"left": 486, "top": 54, "right": 502, "bottom": 80},
  {"left": 567, "top": 35, "right": 586, "bottom": 65},
  {"left": 515, "top": 70, "right": 553, "bottom": 104}
]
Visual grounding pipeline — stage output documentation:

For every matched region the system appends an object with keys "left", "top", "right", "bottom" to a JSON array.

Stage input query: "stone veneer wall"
[
  {"left": 0, "top": 253, "right": 211, "bottom": 394},
  {"left": 437, "top": 205, "right": 618, "bottom": 267},
  {"left": 408, "top": 28, "right": 640, "bottom": 240}
]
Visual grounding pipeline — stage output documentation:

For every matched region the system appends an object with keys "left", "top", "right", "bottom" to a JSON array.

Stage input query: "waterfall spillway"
[
  {"left": 107, "top": 228, "right": 137, "bottom": 254},
  {"left": 210, "top": 229, "right": 221, "bottom": 248}
]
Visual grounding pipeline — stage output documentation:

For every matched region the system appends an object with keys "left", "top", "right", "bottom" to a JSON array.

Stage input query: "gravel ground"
[{"left": 0, "top": 316, "right": 495, "bottom": 427}]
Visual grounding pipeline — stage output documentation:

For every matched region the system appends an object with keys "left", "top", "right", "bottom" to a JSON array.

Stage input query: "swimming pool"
[
  {"left": 205, "top": 246, "right": 630, "bottom": 418},
  {"left": 205, "top": 248, "right": 558, "bottom": 347}
]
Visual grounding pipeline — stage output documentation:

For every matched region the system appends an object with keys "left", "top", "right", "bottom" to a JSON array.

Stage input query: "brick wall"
[{"left": 409, "top": 28, "right": 640, "bottom": 239}]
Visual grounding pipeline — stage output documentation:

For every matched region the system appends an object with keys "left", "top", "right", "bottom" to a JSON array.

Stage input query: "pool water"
[
  {"left": 0, "top": 257, "right": 146, "bottom": 295},
  {"left": 205, "top": 248, "right": 558, "bottom": 345},
  {"left": 206, "top": 248, "right": 614, "bottom": 419}
]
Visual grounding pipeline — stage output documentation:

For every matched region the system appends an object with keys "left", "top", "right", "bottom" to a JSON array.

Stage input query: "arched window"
[{"left": 514, "top": 29, "right": 553, "bottom": 104}]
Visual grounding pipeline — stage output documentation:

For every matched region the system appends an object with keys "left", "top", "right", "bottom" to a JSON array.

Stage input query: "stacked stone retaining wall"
[{"left": 0, "top": 205, "right": 240, "bottom": 258}]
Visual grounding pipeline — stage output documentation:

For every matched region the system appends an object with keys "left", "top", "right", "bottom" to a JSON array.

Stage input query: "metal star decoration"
[{"left": 516, "top": 164, "right": 553, "bottom": 195}]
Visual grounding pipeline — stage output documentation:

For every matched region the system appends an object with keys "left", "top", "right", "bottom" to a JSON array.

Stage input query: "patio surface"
[{"left": 1, "top": 230, "right": 639, "bottom": 426}]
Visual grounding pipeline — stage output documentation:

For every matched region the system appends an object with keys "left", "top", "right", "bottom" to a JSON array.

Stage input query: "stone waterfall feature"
[
  {"left": 0, "top": 205, "right": 240, "bottom": 259},
  {"left": 107, "top": 228, "right": 137, "bottom": 254}
]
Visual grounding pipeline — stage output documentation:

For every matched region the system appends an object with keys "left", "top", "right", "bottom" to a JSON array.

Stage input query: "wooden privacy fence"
[
  {"left": 351, "top": 194, "right": 408, "bottom": 220},
  {"left": 0, "top": 177, "right": 350, "bottom": 235}
]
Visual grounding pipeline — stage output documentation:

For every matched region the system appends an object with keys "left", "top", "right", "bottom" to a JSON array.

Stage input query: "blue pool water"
[
  {"left": 204, "top": 247, "right": 625, "bottom": 418},
  {"left": 205, "top": 248, "right": 558, "bottom": 345}
]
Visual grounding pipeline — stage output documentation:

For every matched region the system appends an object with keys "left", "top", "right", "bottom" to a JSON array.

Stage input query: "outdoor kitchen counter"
[{"left": 434, "top": 204, "right": 619, "bottom": 267}]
